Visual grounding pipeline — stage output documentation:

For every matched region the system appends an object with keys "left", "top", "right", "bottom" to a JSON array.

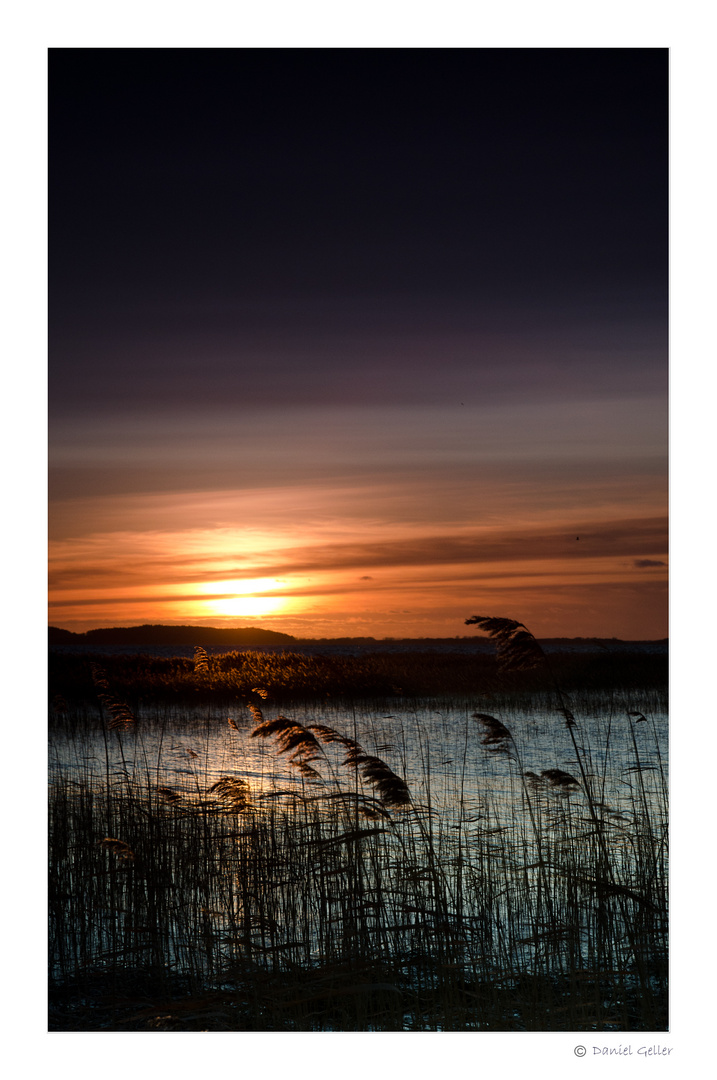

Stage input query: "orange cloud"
[{"left": 48, "top": 477, "right": 667, "bottom": 638}]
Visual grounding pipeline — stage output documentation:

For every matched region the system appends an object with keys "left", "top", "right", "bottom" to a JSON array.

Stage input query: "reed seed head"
[
  {"left": 472, "top": 712, "right": 513, "bottom": 751},
  {"left": 193, "top": 645, "right": 210, "bottom": 673},
  {"left": 465, "top": 615, "right": 546, "bottom": 672}
]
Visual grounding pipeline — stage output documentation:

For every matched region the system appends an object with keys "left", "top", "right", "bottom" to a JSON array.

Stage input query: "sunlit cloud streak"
[
  {"left": 49, "top": 50, "right": 667, "bottom": 640},
  {"left": 49, "top": 496, "right": 667, "bottom": 637}
]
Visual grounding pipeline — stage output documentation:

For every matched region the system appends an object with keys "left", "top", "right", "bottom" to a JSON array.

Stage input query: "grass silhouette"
[{"left": 49, "top": 616, "right": 667, "bottom": 1031}]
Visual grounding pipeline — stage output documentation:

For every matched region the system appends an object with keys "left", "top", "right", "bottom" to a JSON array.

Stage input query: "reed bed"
[
  {"left": 49, "top": 645, "right": 667, "bottom": 712},
  {"left": 48, "top": 622, "right": 667, "bottom": 1032}
]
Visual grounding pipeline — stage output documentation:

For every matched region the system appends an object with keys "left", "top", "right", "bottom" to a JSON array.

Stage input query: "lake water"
[
  {"left": 49, "top": 692, "right": 668, "bottom": 832},
  {"left": 49, "top": 690, "right": 668, "bottom": 1013}
]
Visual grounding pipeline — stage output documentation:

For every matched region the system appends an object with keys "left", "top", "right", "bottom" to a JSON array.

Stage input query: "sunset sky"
[{"left": 49, "top": 48, "right": 668, "bottom": 639}]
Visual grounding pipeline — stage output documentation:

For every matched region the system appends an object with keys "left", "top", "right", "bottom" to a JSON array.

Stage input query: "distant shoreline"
[{"left": 48, "top": 624, "right": 667, "bottom": 660}]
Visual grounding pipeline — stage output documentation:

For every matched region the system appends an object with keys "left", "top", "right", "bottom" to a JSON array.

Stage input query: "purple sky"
[{"left": 49, "top": 49, "right": 668, "bottom": 637}]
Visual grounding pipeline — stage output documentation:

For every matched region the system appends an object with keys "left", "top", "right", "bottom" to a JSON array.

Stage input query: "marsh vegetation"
[{"left": 49, "top": 620, "right": 667, "bottom": 1031}]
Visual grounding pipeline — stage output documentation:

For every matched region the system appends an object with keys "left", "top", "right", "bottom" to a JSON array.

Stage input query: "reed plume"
[
  {"left": 472, "top": 712, "right": 513, "bottom": 753},
  {"left": 523, "top": 769, "right": 579, "bottom": 790},
  {"left": 102, "top": 699, "right": 136, "bottom": 730},
  {"left": 91, "top": 665, "right": 136, "bottom": 729},
  {"left": 208, "top": 776, "right": 252, "bottom": 810},
  {"left": 156, "top": 786, "right": 184, "bottom": 804},
  {"left": 465, "top": 615, "right": 546, "bottom": 671},
  {"left": 193, "top": 645, "right": 210, "bottom": 673},
  {"left": 558, "top": 705, "right": 577, "bottom": 727},
  {"left": 309, "top": 722, "right": 410, "bottom": 806},
  {"left": 251, "top": 714, "right": 324, "bottom": 777},
  {"left": 251, "top": 716, "right": 410, "bottom": 805},
  {"left": 90, "top": 664, "right": 110, "bottom": 692},
  {"left": 523, "top": 770, "right": 545, "bottom": 791},
  {"left": 342, "top": 745, "right": 411, "bottom": 807},
  {"left": 308, "top": 723, "right": 361, "bottom": 754},
  {"left": 540, "top": 768, "right": 579, "bottom": 788},
  {"left": 99, "top": 837, "right": 135, "bottom": 862},
  {"left": 466, "top": 614, "right": 578, "bottom": 726},
  {"left": 291, "top": 761, "right": 324, "bottom": 780}
]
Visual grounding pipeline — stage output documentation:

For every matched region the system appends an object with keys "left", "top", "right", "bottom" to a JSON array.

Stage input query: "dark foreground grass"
[
  {"left": 49, "top": 763, "right": 667, "bottom": 1031},
  {"left": 49, "top": 625, "right": 667, "bottom": 1032}
]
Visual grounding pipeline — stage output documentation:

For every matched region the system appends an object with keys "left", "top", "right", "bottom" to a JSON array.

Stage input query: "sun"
[
  {"left": 206, "top": 595, "right": 286, "bottom": 618},
  {"left": 196, "top": 578, "right": 288, "bottom": 619}
]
